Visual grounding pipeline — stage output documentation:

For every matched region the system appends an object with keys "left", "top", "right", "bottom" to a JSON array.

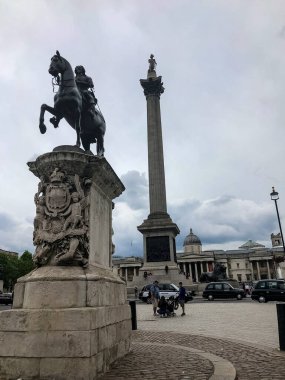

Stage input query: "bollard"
[
  {"left": 129, "top": 300, "right": 137, "bottom": 330},
  {"left": 276, "top": 304, "right": 285, "bottom": 350}
]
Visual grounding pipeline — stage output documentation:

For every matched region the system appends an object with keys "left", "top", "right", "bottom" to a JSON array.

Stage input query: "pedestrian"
[
  {"left": 158, "top": 296, "right": 168, "bottom": 317},
  {"left": 178, "top": 281, "right": 186, "bottom": 316},
  {"left": 150, "top": 280, "right": 160, "bottom": 316},
  {"left": 134, "top": 286, "right": 138, "bottom": 299}
]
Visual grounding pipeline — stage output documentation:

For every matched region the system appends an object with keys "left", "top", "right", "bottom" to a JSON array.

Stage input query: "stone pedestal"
[
  {"left": 0, "top": 147, "right": 131, "bottom": 380},
  {"left": 137, "top": 213, "right": 182, "bottom": 282}
]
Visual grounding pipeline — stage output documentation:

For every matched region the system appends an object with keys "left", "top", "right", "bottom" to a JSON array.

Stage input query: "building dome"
[{"left": 183, "top": 228, "right": 201, "bottom": 246}]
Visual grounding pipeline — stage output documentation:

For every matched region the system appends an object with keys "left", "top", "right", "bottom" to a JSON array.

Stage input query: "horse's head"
[{"left": 49, "top": 51, "right": 66, "bottom": 77}]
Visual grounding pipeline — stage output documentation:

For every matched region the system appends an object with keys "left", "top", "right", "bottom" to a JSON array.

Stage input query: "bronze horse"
[{"left": 39, "top": 51, "right": 106, "bottom": 155}]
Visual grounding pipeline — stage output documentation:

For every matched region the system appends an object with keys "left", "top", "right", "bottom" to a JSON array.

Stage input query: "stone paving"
[
  {"left": 100, "top": 301, "right": 285, "bottom": 380},
  {"left": 136, "top": 301, "right": 280, "bottom": 349}
]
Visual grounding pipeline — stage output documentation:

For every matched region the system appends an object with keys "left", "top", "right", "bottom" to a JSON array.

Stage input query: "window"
[
  {"left": 237, "top": 263, "right": 240, "bottom": 269},
  {"left": 256, "top": 281, "right": 266, "bottom": 289},
  {"left": 278, "top": 282, "right": 285, "bottom": 290},
  {"left": 268, "top": 281, "right": 278, "bottom": 289},
  {"left": 207, "top": 284, "right": 214, "bottom": 290},
  {"left": 245, "top": 263, "right": 248, "bottom": 269},
  {"left": 237, "top": 274, "right": 242, "bottom": 282},
  {"left": 214, "top": 284, "right": 223, "bottom": 290},
  {"left": 223, "top": 284, "right": 231, "bottom": 290}
]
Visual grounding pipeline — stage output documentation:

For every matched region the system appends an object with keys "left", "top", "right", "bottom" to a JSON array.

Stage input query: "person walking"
[
  {"left": 134, "top": 286, "right": 138, "bottom": 299},
  {"left": 150, "top": 280, "right": 160, "bottom": 316},
  {"left": 178, "top": 281, "right": 186, "bottom": 316}
]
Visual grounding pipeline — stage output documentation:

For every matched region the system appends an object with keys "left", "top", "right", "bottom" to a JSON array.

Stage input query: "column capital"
[{"left": 140, "top": 76, "right": 165, "bottom": 97}]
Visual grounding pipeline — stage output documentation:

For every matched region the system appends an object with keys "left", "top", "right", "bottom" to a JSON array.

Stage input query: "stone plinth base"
[
  {"left": 138, "top": 263, "right": 193, "bottom": 286},
  {"left": 0, "top": 306, "right": 130, "bottom": 380},
  {"left": 0, "top": 266, "right": 131, "bottom": 380}
]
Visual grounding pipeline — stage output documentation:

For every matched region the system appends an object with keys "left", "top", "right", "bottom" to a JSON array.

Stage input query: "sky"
[{"left": 1, "top": 0, "right": 285, "bottom": 257}]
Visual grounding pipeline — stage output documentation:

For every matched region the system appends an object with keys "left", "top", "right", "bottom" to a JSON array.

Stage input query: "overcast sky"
[{"left": 1, "top": 0, "right": 285, "bottom": 257}]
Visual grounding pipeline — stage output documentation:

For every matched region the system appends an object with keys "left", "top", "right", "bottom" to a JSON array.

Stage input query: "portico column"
[
  {"left": 189, "top": 263, "right": 193, "bottom": 279},
  {"left": 267, "top": 261, "right": 271, "bottom": 279},
  {"left": 250, "top": 261, "right": 254, "bottom": 279},
  {"left": 200, "top": 262, "right": 203, "bottom": 274},
  {"left": 194, "top": 262, "right": 198, "bottom": 282},
  {"left": 256, "top": 261, "right": 261, "bottom": 280},
  {"left": 225, "top": 265, "right": 229, "bottom": 277},
  {"left": 125, "top": 267, "right": 128, "bottom": 281},
  {"left": 207, "top": 262, "right": 210, "bottom": 272}
]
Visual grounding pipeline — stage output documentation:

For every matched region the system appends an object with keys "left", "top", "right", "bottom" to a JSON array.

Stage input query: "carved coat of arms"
[{"left": 33, "top": 168, "right": 89, "bottom": 268}]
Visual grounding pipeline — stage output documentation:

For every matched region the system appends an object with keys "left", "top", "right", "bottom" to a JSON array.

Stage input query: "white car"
[{"left": 139, "top": 283, "right": 193, "bottom": 303}]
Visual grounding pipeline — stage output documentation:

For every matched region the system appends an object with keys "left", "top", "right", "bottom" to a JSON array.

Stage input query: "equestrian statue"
[{"left": 39, "top": 51, "right": 106, "bottom": 155}]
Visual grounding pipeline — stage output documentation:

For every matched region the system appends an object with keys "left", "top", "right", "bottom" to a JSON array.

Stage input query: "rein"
[{"left": 52, "top": 75, "right": 76, "bottom": 93}]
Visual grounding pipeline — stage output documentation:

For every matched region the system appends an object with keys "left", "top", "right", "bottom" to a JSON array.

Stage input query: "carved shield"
[{"left": 46, "top": 184, "right": 71, "bottom": 213}]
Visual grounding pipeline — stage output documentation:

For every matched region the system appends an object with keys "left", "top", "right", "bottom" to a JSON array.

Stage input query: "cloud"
[
  {"left": 170, "top": 195, "right": 276, "bottom": 249},
  {"left": 112, "top": 171, "right": 278, "bottom": 256},
  {"left": 0, "top": 212, "right": 33, "bottom": 253},
  {"left": 118, "top": 171, "right": 148, "bottom": 210}
]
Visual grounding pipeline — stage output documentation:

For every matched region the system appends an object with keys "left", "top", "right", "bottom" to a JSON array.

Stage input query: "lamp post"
[
  {"left": 270, "top": 187, "right": 285, "bottom": 351},
  {"left": 270, "top": 187, "right": 285, "bottom": 254}
]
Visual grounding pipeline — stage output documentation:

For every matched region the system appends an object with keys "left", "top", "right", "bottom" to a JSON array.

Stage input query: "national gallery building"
[{"left": 112, "top": 229, "right": 285, "bottom": 285}]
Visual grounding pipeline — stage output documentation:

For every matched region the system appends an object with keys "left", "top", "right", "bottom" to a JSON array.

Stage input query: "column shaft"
[
  {"left": 146, "top": 95, "right": 167, "bottom": 214},
  {"left": 257, "top": 262, "right": 261, "bottom": 280}
]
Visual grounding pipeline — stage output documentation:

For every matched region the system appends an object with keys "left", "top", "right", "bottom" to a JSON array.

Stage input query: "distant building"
[
  {"left": 177, "top": 229, "right": 284, "bottom": 282},
  {"left": 271, "top": 233, "right": 283, "bottom": 247},
  {"left": 112, "top": 256, "right": 143, "bottom": 283},
  {"left": 112, "top": 229, "right": 285, "bottom": 285},
  {"left": 0, "top": 249, "right": 18, "bottom": 257}
]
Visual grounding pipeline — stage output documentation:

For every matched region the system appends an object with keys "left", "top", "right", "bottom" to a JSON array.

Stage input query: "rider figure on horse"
[
  {"left": 50, "top": 65, "right": 98, "bottom": 128},
  {"left": 74, "top": 65, "right": 97, "bottom": 118}
]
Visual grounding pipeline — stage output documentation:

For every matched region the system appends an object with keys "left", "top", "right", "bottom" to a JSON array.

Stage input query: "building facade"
[{"left": 112, "top": 229, "right": 285, "bottom": 286}]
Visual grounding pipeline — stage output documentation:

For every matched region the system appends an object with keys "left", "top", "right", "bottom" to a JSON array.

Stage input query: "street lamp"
[
  {"left": 271, "top": 187, "right": 285, "bottom": 351},
  {"left": 270, "top": 187, "right": 285, "bottom": 254}
]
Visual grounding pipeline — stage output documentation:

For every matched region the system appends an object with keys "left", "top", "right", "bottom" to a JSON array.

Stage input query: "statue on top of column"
[{"left": 148, "top": 54, "right": 157, "bottom": 73}]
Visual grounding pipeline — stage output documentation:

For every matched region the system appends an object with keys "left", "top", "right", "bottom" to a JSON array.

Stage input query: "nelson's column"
[{"left": 138, "top": 55, "right": 184, "bottom": 282}]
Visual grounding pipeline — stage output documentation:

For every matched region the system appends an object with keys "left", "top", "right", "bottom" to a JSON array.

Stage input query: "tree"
[
  {"left": 0, "top": 250, "right": 35, "bottom": 290},
  {"left": 18, "top": 251, "right": 35, "bottom": 278},
  {"left": 0, "top": 253, "right": 19, "bottom": 290}
]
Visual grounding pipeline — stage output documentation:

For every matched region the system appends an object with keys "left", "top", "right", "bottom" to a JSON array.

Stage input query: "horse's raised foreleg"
[{"left": 39, "top": 104, "right": 59, "bottom": 134}]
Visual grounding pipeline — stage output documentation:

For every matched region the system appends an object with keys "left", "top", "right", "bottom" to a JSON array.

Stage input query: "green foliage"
[
  {"left": 0, "top": 250, "right": 35, "bottom": 290},
  {"left": 18, "top": 251, "right": 35, "bottom": 278}
]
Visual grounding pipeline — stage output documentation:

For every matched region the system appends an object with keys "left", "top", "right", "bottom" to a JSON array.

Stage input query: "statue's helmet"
[{"left": 75, "top": 65, "right": 86, "bottom": 75}]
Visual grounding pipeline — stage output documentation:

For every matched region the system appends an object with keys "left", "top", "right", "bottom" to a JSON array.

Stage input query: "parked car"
[
  {"left": 139, "top": 283, "right": 193, "bottom": 303},
  {"left": 0, "top": 292, "right": 13, "bottom": 305},
  {"left": 251, "top": 279, "right": 285, "bottom": 303},
  {"left": 202, "top": 282, "right": 245, "bottom": 301}
]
